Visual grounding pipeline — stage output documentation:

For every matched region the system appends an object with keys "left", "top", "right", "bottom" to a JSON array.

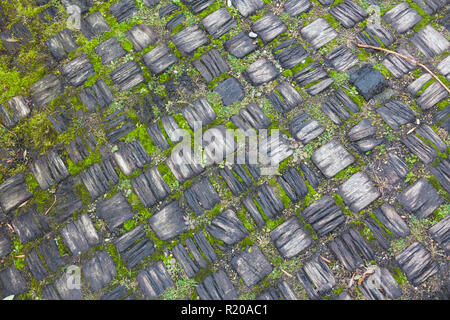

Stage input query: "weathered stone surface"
[
  {"left": 338, "top": 172, "right": 380, "bottom": 213},
  {"left": 81, "top": 11, "right": 111, "bottom": 40},
  {"left": 54, "top": 272, "right": 82, "bottom": 300},
  {"left": 294, "top": 62, "right": 334, "bottom": 95},
  {"left": 184, "top": 178, "right": 220, "bottom": 215},
  {"left": 46, "top": 29, "right": 77, "bottom": 61},
  {"left": 110, "top": 60, "right": 144, "bottom": 91},
  {"left": 30, "top": 150, "right": 69, "bottom": 190},
  {"left": 109, "top": 0, "right": 137, "bottom": 23},
  {"left": 258, "top": 132, "right": 293, "bottom": 166},
  {"left": 302, "top": 195, "right": 346, "bottom": 236},
  {"left": 398, "top": 178, "right": 443, "bottom": 219},
  {"left": 0, "top": 173, "right": 33, "bottom": 213},
  {"left": 67, "top": 134, "right": 96, "bottom": 164},
  {"left": 359, "top": 266, "right": 402, "bottom": 300},
  {"left": 382, "top": 49, "right": 416, "bottom": 79},
  {"left": 83, "top": 251, "right": 116, "bottom": 292},
  {"left": 277, "top": 281, "right": 298, "bottom": 300},
  {"left": 80, "top": 159, "right": 119, "bottom": 199},
  {"left": 289, "top": 113, "right": 324, "bottom": 145},
  {"left": 349, "top": 65, "right": 388, "bottom": 101},
  {"left": 271, "top": 216, "right": 312, "bottom": 258},
  {"left": 224, "top": 31, "right": 257, "bottom": 58},
  {"left": 95, "top": 37, "right": 127, "bottom": 65},
  {"left": 277, "top": 167, "right": 307, "bottom": 202},
  {"left": 113, "top": 139, "right": 151, "bottom": 176},
  {"left": 411, "top": 24, "right": 450, "bottom": 58},
  {"left": 149, "top": 201, "right": 188, "bottom": 240},
  {"left": 126, "top": 24, "right": 158, "bottom": 51},
  {"left": 377, "top": 100, "right": 416, "bottom": 131},
  {"left": 181, "top": 97, "right": 217, "bottom": 130},
  {"left": 297, "top": 254, "right": 336, "bottom": 299},
  {"left": 232, "top": 0, "right": 265, "bottom": 17},
  {"left": 347, "top": 119, "right": 384, "bottom": 153},
  {"left": 207, "top": 209, "right": 248, "bottom": 246},
  {"left": 0, "top": 95, "right": 31, "bottom": 128},
  {"left": 430, "top": 158, "right": 450, "bottom": 193},
  {"left": 329, "top": 228, "right": 374, "bottom": 272},
  {"left": 232, "top": 246, "right": 272, "bottom": 287},
  {"left": 243, "top": 183, "right": 284, "bottom": 228},
  {"left": 131, "top": 166, "right": 170, "bottom": 208},
  {"left": 284, "top": 0, "right": 311, "bottom": 17},
  {"left": 31, "top": 73, "right": 63, "bottom": 108},
  {"left": 437, "top": 55, "right": 450, "bottom": 82},
  {"left": 60, "top": 214, "right": 100, "bottom": 256},
  {"left": 301, "top": 18, "right": 338, "bottom": 49},
  {"left": 61, "top": 55, "right": 95, "bottom": 87},
  {"left": 97, "top": 193, "right": 134, "bottom": 230},
  {"left": 104, "top": 110, "right": 136, "bottom": 143},
  {"left": 0, "top": 230, "right": 11, "bottom": 258},
  {"left": 196, "top": 269, "right": 238, "bottom": 300},
  {"left": 311, "top": 140, "right": 355, "bottom": 178},
  {"left": 115, "top": 225, "right": 155, "bottom": 268},
  {"left": 231, "top": 102, "right": 271, "bottom": 133},
  {"left": 324, "top": 45, "right": 358, "bottom": 72},
  {"left": 251, "top": 14, "right": 287, "bottom": 44},
  {"left": 80, "top": 80, "right": 114, "bottom": 111},
  {"left": 321, "top": 89, "right": 359, "bottom": 125},
  {"left": 172, "top": 24, "right": 210, "bottom": 56},
  {"left": 199, "top": 125, "right": 236, "bottom": 165},
  {"left": 166, "top": 144, "right": 205, "bottom": 183},
  {"left": 372, "top": 203, "right": 410, "bottom": 239},
  {"left": 12, "top": 207, "right": 49, "bottom": 243},
  {"left": 356, "top": 24, "right": 394, "bottom": 48},
  {"left": 101, "top": 286, "right": 132, "bottom": 300},
  {"left": 243, "top": 58, "right": 279, "bottom": 86},
  {"left": 214, "top": 76, "right": 245, "bottom": 106},
  {"left": 268, "top": 82, "right": 302, "bottom": 113},
  {"left": 395, "top": 242, "right": 438, "bottom": 286},
  {"left": 0, "top": 265, "right": 27, "bottom": 297},
  {"left": 272, "top": 39, "right": 309, "bottom": 70},
  {"left": 39, "top": 238, "right": 63, "bottom": 273},
  {"left": 429, "top": 214, "right": 450, "bottom": 254},
  {"left": 402, "top": 133, "right": 438, "bottom": 165},
  {"left": 192, "top": 49, "right": 230, "bottom": 83},
  {"left": 219, "top": 163, "right": 259, "bottom": 196},
  {"left": 142, "top": 44, "right": 178, "bottom": 75},
  {"left": 330, "top": 0, "right": 367, "bottom": 28},
  {"left": 202, "top": 7, "right": 236, "bottom": 39},
  {"left": 383, "top": 3, "right": 422, "bottom": 33},
  {"left": 137, "top": 261, "right": 174, "bottom": 299},
  {"left": 26, "top": 248, "right": 48, "bottom": 281}
]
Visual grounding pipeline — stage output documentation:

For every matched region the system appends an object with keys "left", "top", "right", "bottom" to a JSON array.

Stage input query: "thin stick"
[
  {"left": 355, "top": 42, "right": 450, "bottom": 94},
  {"left": 44, "top": 194, "right": 57, "bottom": 215}
]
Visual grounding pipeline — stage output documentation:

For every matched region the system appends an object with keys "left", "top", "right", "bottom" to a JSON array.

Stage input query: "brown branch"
[
  {"left": 355, "top": 42, "right": 450, "bottom": 94},
  {"left": 44, "top": 194, "right": 57, "bottom": 215}
]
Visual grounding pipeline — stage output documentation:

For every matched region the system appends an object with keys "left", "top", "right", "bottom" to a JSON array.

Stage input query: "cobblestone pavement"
[{"left": 0, "top": 0, "right": 449, "bottom": 300}]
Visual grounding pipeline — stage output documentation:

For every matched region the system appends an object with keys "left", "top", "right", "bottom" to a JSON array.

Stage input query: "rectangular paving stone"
[
  {"left": 30, "top": 150, "right": 69, "bottom": 190},
  {"left": 232, "top": 245, "right": 272, "bottom": 287},
  {"left": 251, "top": 14, "right": 287, "bottom": 44},
  {"left": 395, "top": 242, "right": 438, "bottom": 286},
  {"left": 142, "top": 44, "right": 178, "bottom": 75},
  {"left": 94, "top": 37, "right": 127, "bottom": 65},
  {"left": 207, "top": 209, "right": 249, "bottom": 246},
  {"left": 148, "top": 201, "right": 188, "bottom": 240},
  {"left": 60, "top": 213, "right": 100, "bottom": 256},
  {"left": 137, "top": 260, "right": 174, "bottom": 299},
  {"left": 114, "top": 225, "right": 155, "bottom": 268},
  {"left": 202, "top": 7, "right": 237, "bottom": 39},
  {"left": 232, "top": 0, "right": 265, "bottom": 17},
  {"left": 383, "top": 2, "right": 422, "bottom": 33},
  {"left": 243, "top": 57, "right": 279, "bottom": 86},
  {"left": 412, "top": 24, "right": 450, "bottom": 58},
  {"left": 338, "top": 172, "right": 380, "bottom": 213},
  {"left": 330, "top": 0, "right": 367, "bottom": 29},
  {"left": 398, "top": 178, "right": 443, "bottom": 219},
  {"left": 31, "top": 73, "right": 63, "bottom": 108},
  {"left": 196, "top": 269, "right": 238, "bottom": 300},
  {"left": 171, "top": 24, "right": 210, "bottom": 56},
  {"left": 271, "top": 216, "right": 312, "bottom": 258},
  {"left": 110, "top": 60, "right": 144, "bottom": 91},
  {"left": 81, "top": 11, "right": 111, "bottom": 40},
  {"left": 302, "top": 195, "right": 346, "bottom": 236},
  {"left": 82, "top": 251, "right": 116, "bottom": 292},
  {"left": 311, "top": 139, "right": 355, "bottom": 178},
  {"left": 301, "top": 18, "right": 338, "bottom": 49},
  {"left": 297, "top": 254, "right": 336, "bottom": 299}
]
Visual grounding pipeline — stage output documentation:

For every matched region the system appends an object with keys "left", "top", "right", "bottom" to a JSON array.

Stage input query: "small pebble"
[{"left": 249, "top": 32, "right": 258, "bottom": 38}]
